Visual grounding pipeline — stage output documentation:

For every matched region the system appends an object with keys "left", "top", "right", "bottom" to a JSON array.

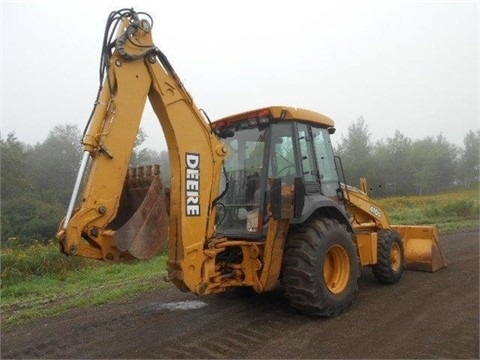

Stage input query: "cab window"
[{"left": 311, "top": 126, "right": 339, "bottom": 197}]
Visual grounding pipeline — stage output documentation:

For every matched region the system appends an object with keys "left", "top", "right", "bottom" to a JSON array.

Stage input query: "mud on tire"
[
  {"left": 372, "top": 229, "right": 405, "bottom": 284},
  {"left": 282, "top": 218, "right": 359, "bottom": 317}
]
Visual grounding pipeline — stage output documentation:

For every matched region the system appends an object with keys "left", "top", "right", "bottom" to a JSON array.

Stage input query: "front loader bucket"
[
  {"left": 392, "top": 225, "right": 447, "bottom": 272},
  {"left": 110, "top": 165, "right": 169, "bottom": 260}
]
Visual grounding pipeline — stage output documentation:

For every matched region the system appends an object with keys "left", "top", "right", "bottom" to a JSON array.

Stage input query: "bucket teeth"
[
  {"left": 145, "top": 165, "right": 153, "bottom": 182},
  {"left": 126, "top": 165, "right": 163, "bottom": 189},
  {"left": 137, "top": 166, "right": 145, "bottom": 188},
  {"left": 128, "top": 168, "right": 137, "bottom": 188}
]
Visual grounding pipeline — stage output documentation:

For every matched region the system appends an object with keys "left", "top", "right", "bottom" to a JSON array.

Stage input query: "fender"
[{"left": 292, "top": 193, "right": 353, "bottom": 232}]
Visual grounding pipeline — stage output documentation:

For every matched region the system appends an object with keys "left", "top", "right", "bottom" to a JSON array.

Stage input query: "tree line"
[
  {"left": 335, "top": 117, "right": 479, "bottom": 196},
  {"left": 1, "top": 121, "right": 478, "bottom": 244},
  {"left": 0, "top": 125, "right": 169, "bottom": 246}
]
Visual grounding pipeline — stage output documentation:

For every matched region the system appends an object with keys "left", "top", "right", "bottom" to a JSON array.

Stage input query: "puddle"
[{"left": 143, "top": 300, "right": 208, "bottom": 313}]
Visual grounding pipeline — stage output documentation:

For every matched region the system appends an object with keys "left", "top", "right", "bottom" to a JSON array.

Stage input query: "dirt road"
[{"left": 2, "top": 229, "right": 478, "bottom": 359}]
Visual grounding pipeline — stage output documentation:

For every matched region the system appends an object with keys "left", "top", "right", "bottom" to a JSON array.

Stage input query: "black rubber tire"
[
  {"left": 282, "top": 218, "right": 359, "bottom": 317},
  {"left": 372, "top": 229, "right": 405, "bottom": 284}
]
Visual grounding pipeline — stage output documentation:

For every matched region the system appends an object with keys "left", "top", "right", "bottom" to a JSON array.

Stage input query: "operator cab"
[{"left": 212, "top": 106, "right": 345, "bottom": 239}]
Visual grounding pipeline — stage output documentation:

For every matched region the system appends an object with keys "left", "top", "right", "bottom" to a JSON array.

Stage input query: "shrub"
[
  {"left": 424, "top": 199, "right": 479, "bottom": 220},
  {"left": 0, "top": 240, "right": 98, "bottom": 286},
  {"left": 1, "top": 195, "right": 65, "bottom": 245}
]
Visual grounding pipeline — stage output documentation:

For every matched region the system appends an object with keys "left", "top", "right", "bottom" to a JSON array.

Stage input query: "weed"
[
  {"left": 1, "top": 240, "right": 100, "bottom": 286},
  {"left": 377, "top": 187, "right": 479, "bottom": 232},
  {"left": 424, "top": 199, "right": 478, "bottom": 219}
]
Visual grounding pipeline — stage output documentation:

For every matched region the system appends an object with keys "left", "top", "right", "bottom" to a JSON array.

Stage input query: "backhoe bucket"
[
  {"left": 392, "top": 225, "right": 447, "bottom": 272},
  {"left": 110, "top": 165, "right": 169, "bottom": 260}
]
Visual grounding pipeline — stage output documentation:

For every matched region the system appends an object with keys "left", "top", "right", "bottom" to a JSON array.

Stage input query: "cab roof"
[{"left": 213, "top": 105, "right": 335, "bottom": 128}]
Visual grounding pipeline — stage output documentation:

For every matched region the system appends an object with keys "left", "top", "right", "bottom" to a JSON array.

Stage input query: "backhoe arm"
[{"left": 57, "top": 9, "right": 227, "bottom": 291}]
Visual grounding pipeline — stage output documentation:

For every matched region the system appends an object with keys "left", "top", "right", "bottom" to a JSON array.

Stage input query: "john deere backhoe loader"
[{"left": 57, "top": 8, "right": 447, "bottom": 317}]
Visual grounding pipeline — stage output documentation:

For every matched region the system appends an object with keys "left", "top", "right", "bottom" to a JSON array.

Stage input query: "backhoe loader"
[{"left": 57, "top": 8, "right": 447, "bottom": 317}]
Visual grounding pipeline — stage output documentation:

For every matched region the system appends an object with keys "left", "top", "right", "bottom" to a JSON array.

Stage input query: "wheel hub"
[{"left": 323, "top": 244, "right": 350, "bottom": 294}]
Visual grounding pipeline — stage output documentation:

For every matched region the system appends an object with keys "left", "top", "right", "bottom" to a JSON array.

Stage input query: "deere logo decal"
[{"left": 185, "top": 153, "right": 200, "bottom": 216}]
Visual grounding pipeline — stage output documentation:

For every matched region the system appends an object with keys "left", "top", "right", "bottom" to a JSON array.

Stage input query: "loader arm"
[
  {"left": 57, "top": 10, "right": 227, "bottom": 291},
  {"left": 343, "top": 179, "right": 447, "bottom": 272}
]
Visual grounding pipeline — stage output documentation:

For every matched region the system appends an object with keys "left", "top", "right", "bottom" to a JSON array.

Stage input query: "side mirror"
[
  {"left": 293, "top": 177, "right": 305, "bottom": 218},
  {"left": 336, "top": 187, "right": 345, "bottom": 201},
  {"left": 269, "top": 177, "right": 305, "bottom": 220},
  {"left": 270, "top": 178, "right": 282, "bottom": 220}
]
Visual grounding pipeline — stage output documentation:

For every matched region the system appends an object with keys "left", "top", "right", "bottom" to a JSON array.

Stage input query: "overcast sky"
[{"left": 1, "top": 0, "right": 478, "bottom": 151}]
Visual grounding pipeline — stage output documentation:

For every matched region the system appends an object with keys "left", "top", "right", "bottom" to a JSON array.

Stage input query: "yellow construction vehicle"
[{"left": 57, "top": 9, "right": 447, "bottom": 317}]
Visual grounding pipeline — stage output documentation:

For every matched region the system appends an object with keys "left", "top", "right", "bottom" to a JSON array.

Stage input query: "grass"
[
  {"left": 1, "top": 243, "right": 168, "bottom": 328},
  {"left": 376, "top": 187, "right": 479, "bottom": 233},
  {"left": 1, "top": 186, "right": 478, "bottom": 328}
]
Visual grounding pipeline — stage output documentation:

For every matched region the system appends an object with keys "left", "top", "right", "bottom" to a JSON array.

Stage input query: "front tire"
[
  {"left": 372, "top": 229, "right": 405, "bottom": 284},
  {"left": 282, "top": 218, "right": 359, "bottom": 317}
]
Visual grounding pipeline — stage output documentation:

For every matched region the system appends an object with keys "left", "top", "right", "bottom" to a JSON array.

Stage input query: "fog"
[{"left": 1, "top": 0, "right": 478, "bottom": 150}]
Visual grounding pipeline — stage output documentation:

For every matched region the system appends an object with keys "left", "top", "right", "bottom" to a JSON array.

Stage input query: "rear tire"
[
  {"left": 372, "top": 230, "right": 405, "bottom": 284},
  {"left": 282, "top": 218, "right": 359, "bottom": 317}
]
